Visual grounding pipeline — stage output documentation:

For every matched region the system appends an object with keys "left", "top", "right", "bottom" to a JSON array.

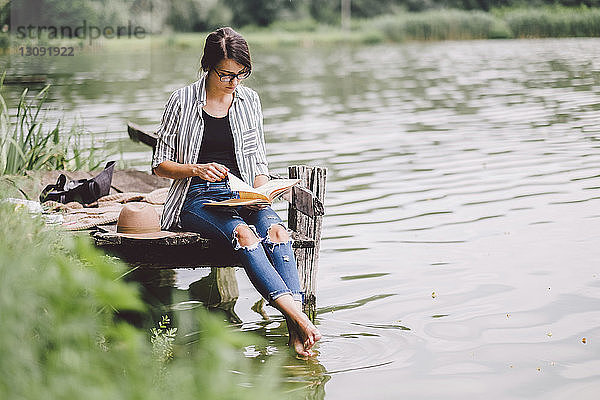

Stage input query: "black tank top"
[{"left": 191, "top": 109, "right": 241, "bottom": 184}]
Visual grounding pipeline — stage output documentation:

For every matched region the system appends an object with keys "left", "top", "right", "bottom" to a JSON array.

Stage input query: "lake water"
[{"left": 3, "top": 38, "right": 600, "bottom": 399}]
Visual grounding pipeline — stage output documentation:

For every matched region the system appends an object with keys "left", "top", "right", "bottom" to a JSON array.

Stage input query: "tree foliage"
[
  {"left": 5, "top": 0, "right": 600, "bottom": 33},
  {"left": 224, "top": 0, "right": 294, "bottom": 27}
]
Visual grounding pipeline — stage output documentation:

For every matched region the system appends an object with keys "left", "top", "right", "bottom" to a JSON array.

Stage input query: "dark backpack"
[{"left": 39, "top": 161, "right": 116, "bottom": 205}]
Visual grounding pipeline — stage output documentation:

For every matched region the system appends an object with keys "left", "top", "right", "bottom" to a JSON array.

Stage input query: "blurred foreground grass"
[{"left": 0, "top": 199, "right": 288, "bottom": 400}]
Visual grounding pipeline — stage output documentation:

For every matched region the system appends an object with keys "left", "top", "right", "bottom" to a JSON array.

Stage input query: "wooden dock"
[{"left": 90, "top": 123, "right": 327, "bottom": 320}]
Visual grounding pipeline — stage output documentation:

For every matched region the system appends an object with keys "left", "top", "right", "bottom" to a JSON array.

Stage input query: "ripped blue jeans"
[{"left": 180, "top": 178, "right": 303, "bottom": 304}]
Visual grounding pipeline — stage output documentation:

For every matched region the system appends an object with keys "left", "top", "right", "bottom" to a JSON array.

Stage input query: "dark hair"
[{"left": 201, "top": 27, "right": 251, "bottom": 73}]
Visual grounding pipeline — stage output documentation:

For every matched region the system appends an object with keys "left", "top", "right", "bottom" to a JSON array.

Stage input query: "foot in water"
[
  {"left": 287, "top": 317, "right": 311, "bottom": 357},
  {"left": 287, "top": 308, "right": 321, "bottom": 357},
  {"left": 296, "top": 315, "right": 322, "bottom": 352},
  {"left": 275, "top": 295, "right": 322, "bottom": 357}
]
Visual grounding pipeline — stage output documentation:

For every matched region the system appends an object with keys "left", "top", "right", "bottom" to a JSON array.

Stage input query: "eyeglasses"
[{"left": 213, "top": 68, "right": 251, "bottom": 82}]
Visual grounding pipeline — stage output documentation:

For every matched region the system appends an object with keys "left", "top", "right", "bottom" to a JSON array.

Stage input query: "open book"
[{"left": 203, "top": 173, "right": 301, "bottom": 207}]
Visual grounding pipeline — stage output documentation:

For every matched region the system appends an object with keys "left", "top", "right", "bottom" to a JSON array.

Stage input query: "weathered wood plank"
[
  {"left": 95, "top": 240, "right": 239, "bottom": 268},
  {"left": 128, "top": 121, "right": 157, "bottom": 148},
  {"left": 92, "top": 226, "right": 315, "bottom": 269},
  {"left": 4, "top": 74, "right": 47, "bottom": 84},
  {"left": 288, "top": 165, "right": 327, "bottom": 321},
  {"left": 95, "top": 224, "right": 314, "bottom": 246},
  {"left": 291, "top": 185, "right": 324, "bottom": 218}
]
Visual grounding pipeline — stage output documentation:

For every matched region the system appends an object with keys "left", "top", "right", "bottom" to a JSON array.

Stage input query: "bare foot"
[
  {"left": 273, "top": 295, "right": 322, "bottom": 357},
  {"left": 293, "top": 315, "right": 321, "bottom": 352},
  {"left": 286, "top": 317, "right": 311, "bottom": 357}
]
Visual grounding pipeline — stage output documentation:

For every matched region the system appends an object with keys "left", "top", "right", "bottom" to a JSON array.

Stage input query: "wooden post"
[{"left": 288, "top": 165, "right": 327, "bottom": 321}]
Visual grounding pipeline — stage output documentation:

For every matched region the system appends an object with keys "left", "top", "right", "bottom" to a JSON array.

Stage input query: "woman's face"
[{"left": 207, "top": 58, "right": 249, "bottom": 96}]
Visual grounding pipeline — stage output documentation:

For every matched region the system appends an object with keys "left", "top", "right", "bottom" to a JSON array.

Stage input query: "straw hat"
[{"left": 116, "top": 202, "right": 176, "bottom": 239}]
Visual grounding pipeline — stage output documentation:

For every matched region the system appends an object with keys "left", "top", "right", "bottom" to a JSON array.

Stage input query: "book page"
[
  {"left": 227, "top": 173, "right": 268, "bottom": 201},
  {"left": 256, "top": 179, "right": 301, "bottom": 200},
  {"left": 227, "top": 173, "right": 259, "bottom": 193},
  {"left": 227, "top": 173, "right": 300, "bottom": 201},
  {"left": 204, "top": 198, "right": 267, "bottom": 207}
]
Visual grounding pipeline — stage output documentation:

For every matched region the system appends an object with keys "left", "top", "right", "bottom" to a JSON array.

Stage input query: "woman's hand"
[
  {"left": 191, "top": 162, "right": 229, "bottom": 182},
  {"left": 253, "top": 174, "right": 269, "bottom": 188}
]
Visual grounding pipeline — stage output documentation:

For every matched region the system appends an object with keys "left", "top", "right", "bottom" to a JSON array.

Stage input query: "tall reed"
[
  {"left": 368, "top": 10, "right": 512, "bottom": 42},
  {"left": 501, "top": 7, "right": 600, "bottom": 38},
  {"left": 0, "top": 73, "right": 105, "bottom": 175}
]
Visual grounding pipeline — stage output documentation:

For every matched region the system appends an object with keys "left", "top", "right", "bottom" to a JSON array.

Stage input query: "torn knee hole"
[
  {"left": 267, "top": 222, "right": 290, "bottom": 244},
  {"left": 233, "top": 224, "right": 261, "bottom": 250}
]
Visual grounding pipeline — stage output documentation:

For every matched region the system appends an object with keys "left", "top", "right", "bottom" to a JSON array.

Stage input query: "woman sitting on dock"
[{"left": 151, "top": 27, "right": 321, "bottom": 357}]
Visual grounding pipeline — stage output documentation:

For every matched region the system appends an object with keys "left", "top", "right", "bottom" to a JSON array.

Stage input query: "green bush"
[{"left": 0, "top": 201, "right": 286, "bottom": 400}]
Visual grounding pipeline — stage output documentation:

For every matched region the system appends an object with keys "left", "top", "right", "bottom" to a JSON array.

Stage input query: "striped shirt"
[{"left": 151, "top": 72, "right": 269, "bottom": 230}]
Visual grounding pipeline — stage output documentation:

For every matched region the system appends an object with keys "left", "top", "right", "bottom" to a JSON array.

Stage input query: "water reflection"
[
  {"left": 126, "top": 266, "right": 330, "bottom": 398},
  {"left": 127, "top": 267, "right": 241, "bottom": 325}
]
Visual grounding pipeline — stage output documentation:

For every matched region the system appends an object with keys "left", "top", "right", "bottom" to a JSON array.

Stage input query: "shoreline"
[{"left": 1, "top": 7, "right": 599, "bottom": 52}]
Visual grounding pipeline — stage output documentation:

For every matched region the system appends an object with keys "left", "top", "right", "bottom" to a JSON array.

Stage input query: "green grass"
[
  {"left": 141, "top": 28, "right": 384, "bottom": 50},
  {"left": 0, "top": 75, "right": 110, "bottom": 175},
  {"left": 0, "top": 198, "right": 289, "bottom": 400}
]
